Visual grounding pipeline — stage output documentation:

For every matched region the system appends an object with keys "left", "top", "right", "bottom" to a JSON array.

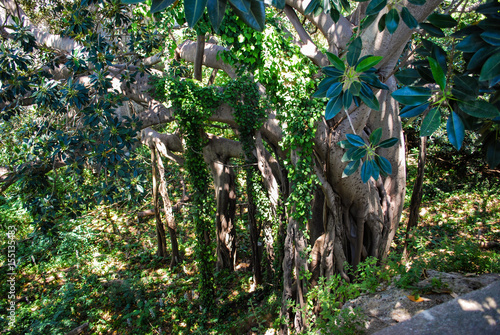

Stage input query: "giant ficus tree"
[{"left": 1, "top": 0, "right": 499, "bottom": 333}]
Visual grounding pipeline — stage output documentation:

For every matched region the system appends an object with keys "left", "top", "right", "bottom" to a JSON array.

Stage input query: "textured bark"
[
  {"left": 404, "top": 135, "right": 428, "bottom": 259},
  {"left": 194, "top": 34, "right": 206, "bottom": 81},
  {"left": 151, "top": 147, "right": 168, "bottom": 258}
]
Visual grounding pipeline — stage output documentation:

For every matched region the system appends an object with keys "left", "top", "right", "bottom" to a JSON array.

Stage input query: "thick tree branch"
[
  {"left": 176, "top": 40, "right": 236, "bottom": 78},
  {"left": 285, "top": 0, "right": 354, "bottom": 53},
  {"left": 283, "top": 5, "right": 328, "bottom": 67}
]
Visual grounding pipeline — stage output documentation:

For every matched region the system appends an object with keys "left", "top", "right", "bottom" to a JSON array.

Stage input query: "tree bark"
[
  {"left": 151, "top": 147, "right": 168, "bottom": 258},
  {"left": 404, "top": 135, "right": 428, "bottom": 259}
]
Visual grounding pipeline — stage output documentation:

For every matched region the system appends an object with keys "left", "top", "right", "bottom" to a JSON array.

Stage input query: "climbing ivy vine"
[{"left": 167, "top": 78, "right": 219, "bottom": 314}]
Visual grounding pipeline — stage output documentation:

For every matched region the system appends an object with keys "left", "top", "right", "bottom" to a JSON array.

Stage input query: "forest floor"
[{"left": 1, "top": 138, "right": 499, "bottom": 334}]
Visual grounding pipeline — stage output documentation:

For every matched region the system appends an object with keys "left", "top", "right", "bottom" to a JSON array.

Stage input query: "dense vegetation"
[{"left": 1, "top": 0, "right": 499, "bottom": 333}]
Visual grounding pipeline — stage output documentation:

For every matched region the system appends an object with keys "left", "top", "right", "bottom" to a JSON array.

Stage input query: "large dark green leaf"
[
  {"left": 479, "top": 52, "right": 500, "bottom": 82},
  {"left": 401, "top": 7, "right": 418, "bottom": 29},
  {"left": 346, "top": 133, "right": 366, "bottom": 147},
  {"left": 481, "top": 31, "right": 500, "bottom": 46},
  {"left": 447, "top": 111, "right": 465, "bottom": 150},
  {"left": 263, "top": 0, "right": 285, "bottom": 9},
  {"left": 378, "top": 13, "right": 386, "bottom": 32},
  {"left": 428, "top": 57, "right": 446, "bottom": 91},
  {"left": 407, "top": 0, "right": 425, "bottom": 5},
  {"left": 452, "top": 75, "right": 478, "bottom": 101},
  {"left": 369, "top": 127, "right": 382, "bottom": 146},
  {"left": 342, "top": 89, "right": 353, "bottom": 108},
  {"left": 347, "top": 37, "right": 362, "bottom": 66},
  {"left": 378, "top": 137, "right": 398, "bottom": 148},
  {"left": 395, "top": 68, "right": 420, "bottom": 85},
  {"left": 420, "top": 22, "right": 444, "bottom": 37},
  {"left": 359, "top": 82, "right": 379, "bottom": 110},
  {"left": 392, "top": 86, "right": 431, "bottom": 106},
  {"left": 420, "top": 107, "right": 441, "bottom": 137},
  {"left": 385, "top": 8, "right": 400, "bottom": 34},
  {"left": 343, "top": 159, "right": 361, "bottom": 177},
  {"left": 350, "top": 81, "right": 362, "bottom": 96},
  {"left": 121, "top": 0, "right": 145, "bottom": 3},
  {"left": 361, "top": 14, "right": 378, "bottom": 30},
  {"left": 326, "top": 52, "right": 346, "bottom": 71},
  {"left": 355, "top": 56, "right": 383, "bottom": 73},
  {"left": 486, "top": 138, "right": 500, "bottom": 168},
  {"left": 427, "top": 12, "right": 457, "bottom": 28},
  {"left": 313, "top": 77, "right": 340, "bottom": 98},
  {"left": 151, "top": 0, "right": 176, "bottom": 13},
  {"left": 477, "top": 1, "right": 500, "bottom": 15},
  {"left": 326, "top": 82, "right": 343, "bottom": 98},
  {"left": 207, "top": 0, "right": 227, "bottom": 32},
  {"left": 229, "top": 0, "right": 265, "bottom": 31},
  {"left": 359, "top": 73, "right": 389, "bottom": 90},
  {"left": 185, "top": 0, "right": 208, "bottom": 27},
  {"left": 458, "top": 100, "right": 500, "bottom": 118},
  {"left": 366, "top": 0, "right": 387, "bottom": 16},
  {"left": 342, "top": 147, "right": 367, "bottom": 162},
  {"left": 304, "top": 0, "right": 319, "bottom": 15},
  {"left": 361, "top": 159, "right": 377, "bottom": 182},
  {"left": 467, "top": 46, "right": 499, "bottom": 71},
  {"left": 323, "top": 66, "right": 344, "bottom": 77},
  {"left": 456, "top": 34, "right": 487, "bottom": 53},
  {"left": 325, "top": 93, "right": 343, "bottom": 120},
  {"left": 399, "top": 103, "right": 429, "bottom": 118},
  {"left": 375, "top": 155, "right": 392, "bottom": 175}
]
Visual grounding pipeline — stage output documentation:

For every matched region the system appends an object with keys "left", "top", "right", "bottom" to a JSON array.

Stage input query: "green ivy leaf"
[
  {"left": 355, "top": 56, "right": 383, "bottom": 73},
  {"left": 420, "top": 107, "right": 441, "bottom": 137},
  {"left": 446, "top": 111, "right": 465, "bottom": 150},
  {"left": 121, "top": 0, "right": 145, "bottom": 3},
  {"left": 458, "top": 100, "right": 500, "bottom": 118},
  {"left": 392, "top": 86, "right": 432, "bottom": 106},
  {"left": 428, "top": 57, "right": 446, "bottom": 91}
]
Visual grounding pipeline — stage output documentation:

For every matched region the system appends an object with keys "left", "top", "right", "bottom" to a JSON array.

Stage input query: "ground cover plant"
[{"left": 1, "top": 0, "right": 500, "bottom": 333}]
